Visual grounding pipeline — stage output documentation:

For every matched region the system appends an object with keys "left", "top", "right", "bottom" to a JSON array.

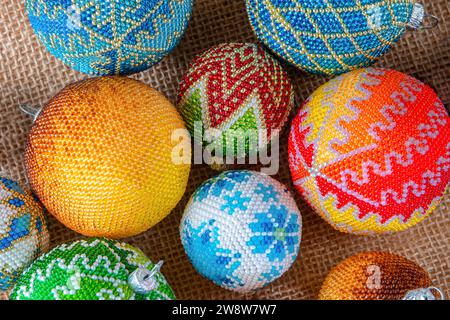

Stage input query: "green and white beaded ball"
[{"left": 10, "top": 238, "right": 175, "bottom": 300}]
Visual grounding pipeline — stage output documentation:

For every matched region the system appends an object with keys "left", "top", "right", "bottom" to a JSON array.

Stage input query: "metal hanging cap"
[
  {"left": 403, "top": 287, "right": 445, "bottom": 300},
  {"left": 20, "top": 105, "right": 42, "bottom": 123},
  {"left": 409, "top": 3, "right": 439, "bottom": 30},
  {"left": 128, "top": 261, "right": 163, "bottom": 295}
]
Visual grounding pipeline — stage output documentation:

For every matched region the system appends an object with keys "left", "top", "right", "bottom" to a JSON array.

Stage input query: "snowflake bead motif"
[
  {"left": 246, "top": 0, "right": 426, "bottom": 75},
  {"left": 180, "top": 170, "right": 302, "bottom": 293},
  {"left": 26, "top": 0, "right": 193, "bottom": 75}
]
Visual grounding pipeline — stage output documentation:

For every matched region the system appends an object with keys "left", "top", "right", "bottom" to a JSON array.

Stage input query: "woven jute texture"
[{"left": 0, "top": 0, "right": 449, "bottom": 300}]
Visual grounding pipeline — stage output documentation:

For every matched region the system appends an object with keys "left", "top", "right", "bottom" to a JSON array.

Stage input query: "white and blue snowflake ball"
[{"left": 180, "top": 170, "right": 302, "bottom": 293}]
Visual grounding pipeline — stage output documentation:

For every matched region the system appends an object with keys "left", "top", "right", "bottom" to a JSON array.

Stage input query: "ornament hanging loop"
[
  {"left": 20, "top": 105, "right": 42, "bottom": 123},
  {"left": 408, "top": 3, "right": 439, "bottom": 30},
  {"left": 128, "top": 260, "right": 163, "bottom": 295}
]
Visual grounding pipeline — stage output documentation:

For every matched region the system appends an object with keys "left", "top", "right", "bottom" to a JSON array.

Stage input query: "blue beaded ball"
[
  {"left": 180, "top": 171, "right": 302, "bottom": 293},
  {"left": 0, "top": 177, "right": 49, "bottom": 292},
  {"left": 26, "top": 0, "right": 193, "bottom": 75},
  {"left": 245, "top": 0, "right": 423, "bottom": 75}
]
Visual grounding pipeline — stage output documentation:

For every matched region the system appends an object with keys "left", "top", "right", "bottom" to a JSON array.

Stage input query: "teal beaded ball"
[
  {"left": 245, "top": 0, "right": 425, "bottom": 75},
  {"left": 26, "top": 0, "right": 193, "bottom": 75},
  {"left": 0, "top": 177, "right": 49, "bottom": 293},
  {"left": 10, "top": 238, "right": 175, "bottom": 300}
]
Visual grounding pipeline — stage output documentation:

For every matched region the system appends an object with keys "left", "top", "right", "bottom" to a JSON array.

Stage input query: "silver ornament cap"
[
  {"left": 403, "top": 287, "right": 444, "bottom": 300},
  {"left": 409, "top": 3, "right": 439, "bottom": 30},
  {"left": 409, "top": 3, "right": 425, "bottom": 29},
  {"left": 128, "top": 261, "right": 164, "bottom": 295}
]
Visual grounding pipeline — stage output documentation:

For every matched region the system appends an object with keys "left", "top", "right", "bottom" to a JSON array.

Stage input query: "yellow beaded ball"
[{"left": 25, "top": 76, "right": 191, "bottom": 238}]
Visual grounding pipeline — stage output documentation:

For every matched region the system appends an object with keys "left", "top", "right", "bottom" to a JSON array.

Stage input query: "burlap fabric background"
[{"left": 0, "top": 0, "right": 449, "bottom": 300}]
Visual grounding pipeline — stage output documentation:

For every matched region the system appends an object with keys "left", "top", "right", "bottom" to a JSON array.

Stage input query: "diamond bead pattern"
[{"left": 246, "top": 0, "right": 414, "bottom": 75}]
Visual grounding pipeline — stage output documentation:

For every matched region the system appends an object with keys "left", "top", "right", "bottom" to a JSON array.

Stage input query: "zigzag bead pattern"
[
  {"left": 178, "top": 43, "right": 294, "bottom": 159},
  {"left": 0, "top": 177, "right": 49, "bottom": 292},
  {"left": 26, "top": 0, "right": 193, "bottom": 75},
  {"left": 10, "top": 238, "right": 175, "bottom": 300},
  {"left": 246, "top": 0, "right": 418, "bottom": 75},
  {"left": 180, "top": 171, "right": 302, "bottom": 293},
  {"left": 288, "top": 68, "right": 450, "bottom": 235}
]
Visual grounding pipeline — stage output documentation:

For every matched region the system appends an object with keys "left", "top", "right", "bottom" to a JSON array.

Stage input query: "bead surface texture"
[
  {"left": 288, "top": 68, "right": 450, "bottom": 234},
  {"left": 10, "top": 238, "right": 175, "bottom": 300},
  {"left": 180, "top": 170, "right": 302, "bottom": 293},
  {"left": 25, "top": 76, "right": 191, "bottom": 238},
  {"left": 0, "top": 177, "right": 49, "bottom": 292},
  {"left": 246, "top": 0, "right": 415, "bottom": 75},
  {"left": 26, "top": 0, "right": 193, "bottom": 75},
  {"left": 178, "top": 43, "right": 294, "bottom": 161}
]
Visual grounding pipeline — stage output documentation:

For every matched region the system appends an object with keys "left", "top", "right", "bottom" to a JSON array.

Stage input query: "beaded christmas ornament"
[
  {"left": 178, "top": 43, "right": 294, "bottom": 164},
  {"left": 26, "top": 0, "right": 193, "bottom": 75},
  {"left": 10, "top": 238, "right": 175, "bottom": 300},
  {"left": 288, "top": 68, "right": 450, "bottom": 235},
  {"left": 246, "top": 0, "right": 429, "bottom": 75},
  {"left": 0, "top": 177, "right": 49, "bottom": 292},
  {"left": 319, "top": 251, "right": 438, "bottom": 300},
  {"left": 25, "top": 76, "right": 191, "bottom": 239},
  {"left": 180, "top": 170, "right": 302, "bottom": 293}
]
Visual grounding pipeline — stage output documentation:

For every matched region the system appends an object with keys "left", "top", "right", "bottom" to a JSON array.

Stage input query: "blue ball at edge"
[{"left": 26, "top": 0, "right": 194, "bottom": 75}]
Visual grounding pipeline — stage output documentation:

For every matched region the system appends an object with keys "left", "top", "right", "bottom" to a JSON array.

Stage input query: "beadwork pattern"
[
  {"left": 178, "top": 43, "right": 294, "bottom": 160},
  {"left": 319, "top": 251, "right": 431, "bottom": 300},
  {"left": 25, "top": 76, "right": 191, "bottom": 239},
  {"left": 180, "top": 170, "right": 302, "bottom": 293},
  {"left": 0, "top": 177, "right": 49, "bottom": 292},
  {"left": 10, "top": 238, "right": 175, "bottom": 300},
  {"left": 288, "top": 68, "right": 450, "bottom": 235},
  {"left": 246, "top": 0, "right": 417, "bottom": 75},
  {"left": 26, "top": 0, "right": 193, "bottom": 75}
]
